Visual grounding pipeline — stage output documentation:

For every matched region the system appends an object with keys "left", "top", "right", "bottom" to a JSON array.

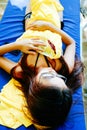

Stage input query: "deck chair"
[{"left": 0, "top": 0, "right": 86, "bottom": 129}]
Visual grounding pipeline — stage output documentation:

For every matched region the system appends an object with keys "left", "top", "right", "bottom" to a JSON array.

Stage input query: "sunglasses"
[{"left": 39, "top": 72, "right": 67, "bottom": 83}]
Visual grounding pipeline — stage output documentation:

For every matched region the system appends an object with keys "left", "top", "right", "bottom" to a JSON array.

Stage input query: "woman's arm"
[
  {"left": 0, "top": 56, "right": 17, "bottom": 74},
  {"left": 0, "top": 42, "right": 19, "bottom": 56},
  {"left": 63, "top": 39, "right": 75, "bottom": 73},
  {"left": 27, "top": 20, "right": 75, "bottom": 73},
  {"left": 0, "top": 38, "right": 45, "bottom": 74},
  {"left": 27, "top": 20, "right": 75, "bottom": 44},
  {"left": 0, "top": 39, "right": 45, "bottom": 56}
]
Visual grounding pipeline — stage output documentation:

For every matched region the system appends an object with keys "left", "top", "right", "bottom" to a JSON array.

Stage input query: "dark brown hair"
[
  {"left": 26, "top": 80, "right": 72, "bottom": 127},
  {"left": 66, "top": 56, "right": 84, "bottom": 91},
  {"left": 10, "top": 54, "right": 84, "bottom": 128}
]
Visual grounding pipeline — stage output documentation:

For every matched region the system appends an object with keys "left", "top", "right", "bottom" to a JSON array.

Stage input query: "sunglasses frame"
[{"left": 39, "top": 72, "right": 67, "bottom": 83}]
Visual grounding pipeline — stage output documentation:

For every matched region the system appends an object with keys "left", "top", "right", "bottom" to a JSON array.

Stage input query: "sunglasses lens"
[
  {"left": 57, "top": 74, "right": 67, "bottom": 83},
  {"left": 40, "top": 72, "right": 67, "bottom": 83}
]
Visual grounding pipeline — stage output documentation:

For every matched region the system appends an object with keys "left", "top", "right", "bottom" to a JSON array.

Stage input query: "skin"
[
  {"left": 35, "top": 67, "right": 67, "bottom": 89},
  {"left": 0, "top": 0, "right": 75, "bottom": 80},
  {"left": 0, "top": 24, "right": 75, "bottom": 73}
]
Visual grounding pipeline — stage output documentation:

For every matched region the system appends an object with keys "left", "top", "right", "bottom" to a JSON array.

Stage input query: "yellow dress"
[
  {"left": 28, "top": 0, "right": 64, "bottom": 28},
  {"left": 18, "top": 0, "right": 64, "bottom": 59}
]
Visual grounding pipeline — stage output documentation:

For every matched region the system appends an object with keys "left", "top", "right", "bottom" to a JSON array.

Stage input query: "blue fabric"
[
  {"left": 61, "top": 0, "right": 81, "bottom": 58},
  {"left": 0, "top": 0, "right": 86, "bottom": 129}
]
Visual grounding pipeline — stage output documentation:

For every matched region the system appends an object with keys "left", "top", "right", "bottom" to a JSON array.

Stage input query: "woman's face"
[{"left": 35, "top": 67, "right": 67, "bottom": 89}]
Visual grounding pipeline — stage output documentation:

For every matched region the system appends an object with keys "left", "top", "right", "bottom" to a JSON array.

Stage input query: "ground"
[{"left": 83, "top": 41, "right": 87, "bottom": 127}]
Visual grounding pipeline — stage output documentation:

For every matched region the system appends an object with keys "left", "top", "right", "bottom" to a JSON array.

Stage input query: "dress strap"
[
  {"left": 34, "top": 53, "right": 40, "bottom": 71},
  {"left": 44, "top": 56, "right": 50, "bottom": 67}
]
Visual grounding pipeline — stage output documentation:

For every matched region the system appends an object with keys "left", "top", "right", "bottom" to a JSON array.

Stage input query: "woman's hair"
[
  {"left": 58, "top": 55, "right": 84, "bottom": 92},
  {"left": 10, "top": 54, "right": 84, "bottom": 129},
  {"left": 66, "top": 56, "right": 84, "bottom": 91},
  {"left": 26, "top": 80, "right": 72, "bottom": 128}
]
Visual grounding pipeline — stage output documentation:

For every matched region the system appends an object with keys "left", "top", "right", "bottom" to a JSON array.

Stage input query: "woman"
[
  {"left": 0, "top": 25, "right": 84, "bottom": 130},
  {"left": 0, "top": 0, "right": 84, "bottom": 129}
]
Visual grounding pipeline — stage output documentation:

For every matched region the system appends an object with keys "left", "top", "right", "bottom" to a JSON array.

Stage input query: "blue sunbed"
[{"left": 0, "top": 0, "right": 86, "bottom": 129}]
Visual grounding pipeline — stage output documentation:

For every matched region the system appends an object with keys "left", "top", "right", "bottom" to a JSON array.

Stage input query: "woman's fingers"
[
  {"left": 18, "top": 38, "right": 46, "bottom": 53},
  {"left": 26, "top": 51, "right": 36, "bottom": 55},
  {"left": 27, "top": 39, "right": 46, "bottom": 51},
  {"left": 24, "top": 48, "right": 43, "bottom": 54},
  {"left": 29, "top": 39, "right": 46, "bottom": 46},
  {"left": 29, "top": 45, "right": 44, "bottom": 52}
]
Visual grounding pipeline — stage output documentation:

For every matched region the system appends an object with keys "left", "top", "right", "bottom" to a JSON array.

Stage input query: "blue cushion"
[{"left": 0, "top": 0, "right": 86, "bottom": 129}]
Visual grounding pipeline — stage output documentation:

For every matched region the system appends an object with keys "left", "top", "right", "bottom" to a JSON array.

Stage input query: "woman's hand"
[
  {"left": 27, "top": 21, "right": 46, "bottom": 30},
  {"left": 27, "top": 20, "right": 56, "bottom": 32},
  {"left": 16, "top": 38, "right": 46, "bottom": 54},
  {"left": 27, "top": 20, "right": 62, "bottom": 34}
]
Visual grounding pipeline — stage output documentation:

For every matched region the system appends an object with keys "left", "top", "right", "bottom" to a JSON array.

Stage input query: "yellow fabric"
[
  {"left": 23, "top": 0, "right": 64, "bottom": 59},
  {"left": 28, "top": 0, "right": 64, "bottom": 28},
  {"left": 18, "top": 30, "right": 62, "bottom": 59},
  {"left": 0, "top": 79, "right": 32, "bottom": 129}
]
